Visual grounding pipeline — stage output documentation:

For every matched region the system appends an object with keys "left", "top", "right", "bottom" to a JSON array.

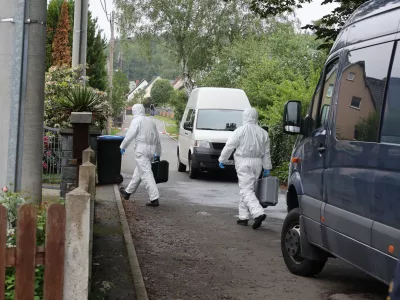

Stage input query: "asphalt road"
[{"left": 119, "top": 115, "right": 388, "bottom": 300}]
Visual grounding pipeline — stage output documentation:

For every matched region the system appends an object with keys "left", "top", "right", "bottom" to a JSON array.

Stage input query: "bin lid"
[{"left": 98, "top": 135, "right": 124, "bottom": 141}]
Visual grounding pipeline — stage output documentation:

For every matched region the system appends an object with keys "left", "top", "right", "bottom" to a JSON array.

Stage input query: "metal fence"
[{"left": 43, "top": 126, "right": 62, "bottom": 184}]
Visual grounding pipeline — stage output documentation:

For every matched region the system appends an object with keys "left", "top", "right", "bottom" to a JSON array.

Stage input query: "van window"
[
  {"left": 335, "top": 42, "right": 393, "bottom": 142},
  {"left": 310, "top": 59, "right": 339, "bottom": 130},
  {"left": 185, "top": 109, "right": 194, "bottom": 122},
  {"left": 196, "top": 109, "right": 243, "bottom": 131},
  {"left": 381, "top": 44, "right": 400, "bottom": 144}
]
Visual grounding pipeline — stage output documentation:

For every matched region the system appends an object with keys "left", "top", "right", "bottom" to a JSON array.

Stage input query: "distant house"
[
  {"left": 171, "top": 77, "right": 184, "bottom": 90},
  {"left": 144, "top": 76, "right": 162, "bottom": 99},
  {"left": 127, "top": 79, "right": 148, "bottom": 102},
  {"left": 127, "top": 76, "right": 177, "bottom": 106},
  {"left": 128, "top": 81, "right": 137, "bottom": 91}
]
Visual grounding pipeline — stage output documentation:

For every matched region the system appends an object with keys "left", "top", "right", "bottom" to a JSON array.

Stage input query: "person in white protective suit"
[
  {"left": 218, "top": 107, "right": 272, "bottom": 229},
  {"left": 119, "top": 104, "right": 162, "bottom": 207}
]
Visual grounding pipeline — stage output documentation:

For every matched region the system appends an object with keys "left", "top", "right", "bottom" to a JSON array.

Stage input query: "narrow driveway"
[{"left": 119, "top": 115, "right": 388, "bottom": 300}]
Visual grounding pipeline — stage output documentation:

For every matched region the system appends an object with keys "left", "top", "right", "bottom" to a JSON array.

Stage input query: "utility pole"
[
  {"left": 72, "top": 0, "right": 82, "bottom": 67},
  {"left": 80, "top": 0, "right": 88, "bottom": 78},
  {"left": 72, "top": 0, "right": 88, "bottom": 79},
  {"left": 107, "top": 11, "right": 115, "bottom": 135},
  {"left": 0, "top": 0, "right": 47, "bottom": 203}
]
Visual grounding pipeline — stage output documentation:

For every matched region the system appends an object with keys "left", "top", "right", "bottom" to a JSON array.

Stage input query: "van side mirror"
[
  {"left": 283, "top": 101, "right": 302, "bottom": 135},
  {"left": 183, "top": 121, "right": 193, "bottom": 131}
]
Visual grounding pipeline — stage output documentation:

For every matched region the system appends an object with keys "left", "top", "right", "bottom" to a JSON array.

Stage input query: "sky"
[{"left": 90, "top": 0, "right": 339, "bottom": 40}]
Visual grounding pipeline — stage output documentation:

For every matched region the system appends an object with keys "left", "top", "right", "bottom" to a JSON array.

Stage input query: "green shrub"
[
  {"left": 45, "top": 66, "right": 110, "bottom": 129},
  {"left": 169, "top": 89, "right": 188, "bottom": 126}
]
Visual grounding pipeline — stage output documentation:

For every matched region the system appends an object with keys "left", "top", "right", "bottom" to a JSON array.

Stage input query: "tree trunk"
[{"left": 181, "top": 58, "right": 193, "bottom": 95}]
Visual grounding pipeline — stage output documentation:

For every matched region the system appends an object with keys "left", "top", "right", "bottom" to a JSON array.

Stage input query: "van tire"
[
  {"left": 281, "top": 208, "right": 326, "bottom": 277},
  {"left": 188, "top": 156, "right": 199, "bottom": 179},
  {"left": 177, "top": 154, "right": 186, "bottom": 172}
]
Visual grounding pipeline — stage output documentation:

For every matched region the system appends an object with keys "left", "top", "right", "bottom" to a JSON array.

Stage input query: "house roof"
[
  {"left": 171, "top": 77, "right": 181, "bottom": 86},
  {"left": 365, "top": 76, "right": 385, "bottom": 112},
  {"left": 127, "top": 79, "right": 147, "bottom": 96}
]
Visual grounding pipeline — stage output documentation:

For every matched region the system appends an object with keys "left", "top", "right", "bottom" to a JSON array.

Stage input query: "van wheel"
[
  {"left": 188, "top": 156, "right": 199, "bottom": 179},
  {"left": 177, "top": 153, "right": 186, "bottom": 172},
  {"left": 281, "top": 208, "right": 326, "bottom": 277}
]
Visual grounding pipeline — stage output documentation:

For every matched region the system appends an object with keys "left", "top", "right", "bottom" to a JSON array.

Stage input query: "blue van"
[{"left": 281, "top": 0, "right": 400, "bottom": 284}]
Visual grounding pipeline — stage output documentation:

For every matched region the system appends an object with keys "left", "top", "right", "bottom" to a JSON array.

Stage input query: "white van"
[{"left": 177, "top": 87, "right": 251, "bottom": 178}]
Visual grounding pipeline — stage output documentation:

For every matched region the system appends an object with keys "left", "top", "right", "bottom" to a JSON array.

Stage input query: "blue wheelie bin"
[{"left": 97, "top": 135, "right": 124, "bottom": 184}]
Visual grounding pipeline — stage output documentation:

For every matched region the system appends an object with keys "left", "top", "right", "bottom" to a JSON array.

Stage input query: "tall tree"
[
  {"left": 46, "top": 1, "right": 108, "bottom": 91},
  {"left": 87, "top": 12, "right": 108, "bottom": 91},
  {"left": 46, "top": 0, "right": 74, "bottom": 69},
  {"left": 52, "top": 0, "right": 72, "bottom": 66},
  {"left": 240, "top": 0, "right": 373, "bottom": 49},
  {"left": 114, "top": 37, "right": 180, "bottom": 82},
  {"left": 150, "top": 79, "right": 174, "bottom": 105},
  {"left": 111, "top": 70, "right": 130, "bottom": 118},
  {"left": 116, "top": 0, "right": 260, "bottom": 93}
]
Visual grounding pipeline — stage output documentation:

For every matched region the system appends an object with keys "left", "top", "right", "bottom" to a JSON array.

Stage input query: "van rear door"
[
  {"left": 300, "top": 58, "right": 339, "bottom": 248},
  {"left": 324, "top": 42, "right": 394, "bottom": 280}
]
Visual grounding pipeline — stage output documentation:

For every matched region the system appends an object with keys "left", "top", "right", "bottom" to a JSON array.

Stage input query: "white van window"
[
  {"left": 381, "top": 45, "right": 400, "bottom": 144},
  {"left": 185, "top": 109, "right": 194, "bottom": 122},
  {"left": 335, "top": 42, "right": 393, "bottom": 142},
  {"left": 196, "top": 109, "right": 243, "bottom": 131}
]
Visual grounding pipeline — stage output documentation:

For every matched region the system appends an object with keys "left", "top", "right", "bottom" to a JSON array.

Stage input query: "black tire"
[
  {"left": 188, "top": 156, "right": 199, "bottom": 179},
  {"left": 177, "top": 151, "right": 186, "bottom": 172},
  {"left": 281, "top": 208, "right": 327, "bottom": 277},
  {"left": 116, "top": 174, "right": 124, "bottom": 184}
]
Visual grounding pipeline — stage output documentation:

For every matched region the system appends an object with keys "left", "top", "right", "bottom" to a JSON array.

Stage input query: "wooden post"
[
  {"left": 15, "top": 205, "right": 37, "bottom": 300},
  {"left": 44, "top": 204, "right": 66, "bottom": 300},
  {"left": 0, "top": 206, "right": 6, "bottom": 300}
]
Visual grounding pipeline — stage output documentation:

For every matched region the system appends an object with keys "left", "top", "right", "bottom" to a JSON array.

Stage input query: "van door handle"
[
  {"left": 318, "top": 146, "right": 326, "bottom": 153},
  {"left": 184, "top": 132, "right": 188, "bottom": 135}
]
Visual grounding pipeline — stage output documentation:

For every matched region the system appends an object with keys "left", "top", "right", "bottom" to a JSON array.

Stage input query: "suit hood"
[
  {"left": 243, "top": 107, "right": 258, "bottom": 125},
  {"left": 132, "top": 104, "right": 146, "bottom": 117}
]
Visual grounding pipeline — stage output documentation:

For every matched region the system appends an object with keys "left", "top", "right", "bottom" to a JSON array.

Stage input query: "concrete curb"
[
  {"left": 113, "top": 184, "right": 149, "bottom": 300},
  {"left": 156, "top": 118, "right": 178, "bottom": 142}
]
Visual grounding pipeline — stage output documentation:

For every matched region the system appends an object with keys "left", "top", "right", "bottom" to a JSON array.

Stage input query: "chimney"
[{"left": 136, "top": 80, "right": 139, "bottom": 86}]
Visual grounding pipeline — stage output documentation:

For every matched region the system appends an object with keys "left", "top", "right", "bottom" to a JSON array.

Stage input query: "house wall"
[
  {"left": 127, "top": 80, "right": 148, "bottom": 102},
  {"left": 336, "top": 64, "right": 375, "bottom": 140}
]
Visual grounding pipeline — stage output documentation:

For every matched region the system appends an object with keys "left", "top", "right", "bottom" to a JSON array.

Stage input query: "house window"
[
  {"left": 350, "top": 97, "right": 362, "bottom": 109},
  {"left": 347, "top": 72, "right": 356, "bottom": 81},
  {"left": 326, "top": 84, "right": 334, "bottom": 97},
  {"left": 335, "top": 42, "right": 392, "bottom": 142}
]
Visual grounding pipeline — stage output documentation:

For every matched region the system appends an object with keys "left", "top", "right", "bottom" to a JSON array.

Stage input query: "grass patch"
[
  {"left": 165, "top": 124, "right": 179, "bottom": 135},
  {"left": 111, "top": 127, "right": 121, "bottom": 135},
  {"left": 154, "top": 115, "right": 175, "bottom": 125},
  {"left": 155, "top": 116, "right": 179, "bottom": 137},
  {"left": 42, "top": 173, "right": 61, "bottom": 184}
]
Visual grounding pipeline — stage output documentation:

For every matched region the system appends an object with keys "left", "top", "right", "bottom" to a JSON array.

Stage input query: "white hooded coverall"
[
  {"left": 219, "top": 108, "right": 272, "bottom": 220},
  {"left": 120, "top": 104, "right": 161, "bottom": 201}
]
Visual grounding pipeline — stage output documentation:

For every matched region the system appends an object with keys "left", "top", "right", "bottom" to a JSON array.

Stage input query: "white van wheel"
[
  {"left": 177, "top": 152, "right": 186, "bottom": 172},
  {"left": 188, "top": 156, "right": 199, "bottom": 179}
]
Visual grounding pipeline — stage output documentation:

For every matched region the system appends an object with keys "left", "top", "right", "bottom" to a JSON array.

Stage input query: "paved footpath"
[{"left": 119, "top": 115, "right": 388, "bottom": 300}]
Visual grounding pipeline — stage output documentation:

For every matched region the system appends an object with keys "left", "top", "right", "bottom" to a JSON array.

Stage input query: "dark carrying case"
[
  {"left": 152, "top": 160, "right": 169, "bottom": 184},
  {"left": 255, "top": 176, "right": 279, "bottom": 208}
]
